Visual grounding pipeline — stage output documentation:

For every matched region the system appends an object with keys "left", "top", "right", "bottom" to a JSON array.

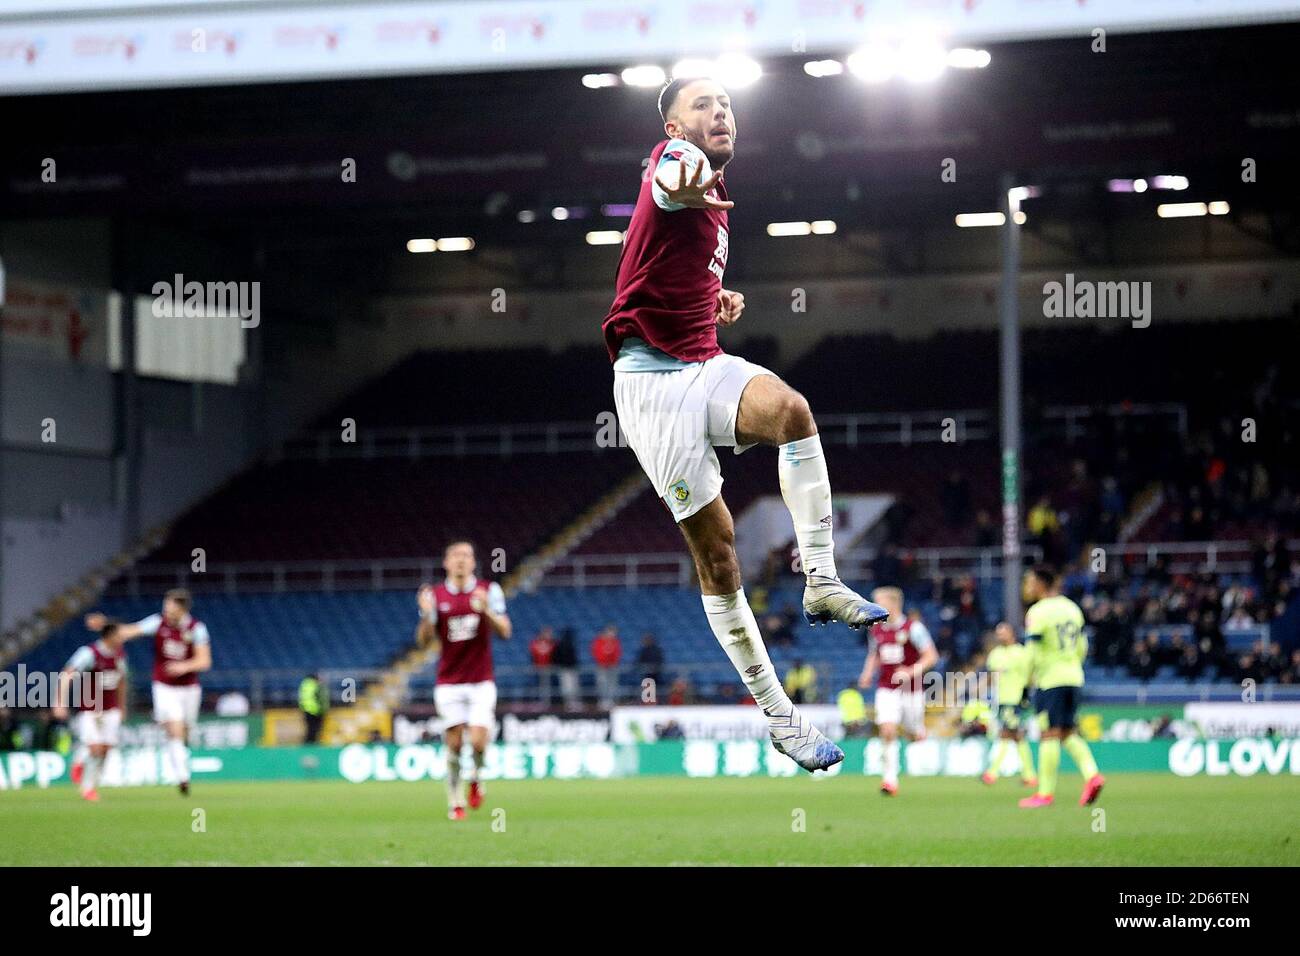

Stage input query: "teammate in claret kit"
[
  {"left": 417, "top": 540, "right": 512, "bottom": 821},
  {"left": 54, "top": 621, "right": 129, "bottom": 802},
  {"left": 859, "top": 587, "right": 938, "bottom": 795},
  {"left": 85, "top": 588, "right": 212, "bottom": 796}
]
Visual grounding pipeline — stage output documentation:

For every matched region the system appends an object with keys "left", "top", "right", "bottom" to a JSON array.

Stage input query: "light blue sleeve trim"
[
  {"left": 488, "top": 582, "right": 507, "bottom": 615},
  {"left": 652, "top": 139, "right": 701, "bottom": 212},
  {"left": 65, "top": 645, "right": 95, "bottom": 672},
  {"left": 910, "top": 621, "right": 934, "bottom": 653}
]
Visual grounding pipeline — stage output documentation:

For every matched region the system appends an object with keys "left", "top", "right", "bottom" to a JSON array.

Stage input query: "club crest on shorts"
[{"left": 668, "top": 478, "right": 691, "bottom": 508}]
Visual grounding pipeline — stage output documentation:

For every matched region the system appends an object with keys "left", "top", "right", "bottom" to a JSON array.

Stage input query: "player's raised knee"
[{"left": 777, "top": 388, "right": 816, "bottom": 443}]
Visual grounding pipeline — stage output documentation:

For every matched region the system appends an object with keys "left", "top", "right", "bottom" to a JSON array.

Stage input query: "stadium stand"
[
  {"left": 14, "top": 321, "right": 1298, "bottom": 716},
  {"left": 143, "top": 453, "right": 635, "bottom": 563},
  {"left": 789, "top": 318, "right": 1296, "bottom": 415}
]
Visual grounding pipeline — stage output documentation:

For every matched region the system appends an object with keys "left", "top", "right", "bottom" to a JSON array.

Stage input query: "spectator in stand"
[
  {"left": 552, "top": 627, "right": 580, "bottom": 712},
  {"left": 1148, "top": 554, "right": 1172, "bottom": 585},
  {"left": 1193, "top": 609, "right": 1225, "bottom": 666},
  {"left": 590, "top": 624, "right": 623, "bottom": 709},
  {"left": 872, "top": 544, "right": 903, "bottom": 590},
  {"left": 1224, "top": 605, "right": 1255, "bottom": 630},
  {"left": 634, "top": 632, "right": 665, "bottom": 699},
  {"left": 1184, "top": 505, "right": 1213, "bottom": 541},
  {"left": 1253, "top": 532, "right": 1291, "bottom": 596},
  {"left": 1176, "top": 640, "right": 1204, "bottom": 682},
  {"left": 761, "top": 604, "right": 798, "bottom": 649},
  {"left": 1027, "top": 496, "right": 1062, "bottom": 563},
  {"left": 941, "top": 469, "right": 972, "bottom": 530},
  {"left": 667, "top": 676, "right": 693, "bottom": 706},
  {"left": 762, "top": 542, "right": 797, "bottom": 585},
  {"left": 933, "top": 621, "right": 958, "bottom": 669},
  {"left": 1280, "top": 650, "right": 1300, "bottom": 686},
  {"left": 1099, "top": 475, "right": 1125, "bottom": 520},
  {"left": 1259, "top": 641, "right": 1287, "bottom": 682},
  {"left": 1084, "top": 596, "right": 1127, "bottom": 671},
  {"left": 1127, "top": 632, "right": 1161, "bottom": 682},
  {"left": 1233, "top": 651, "right": 1266, "bottom": 686},
  {"left": 783, "top": 659, "right": 818, "bottom": 704},
  {"left": 529, "top": 626, "right": 557, "bottom": 707},
  {"left": 1248, "top": 462, "right": 1272, "bottom": 521},
  {"left": 1058, "top": 459, "right": 1099, "bottom": 558},
  {"left": 973, "top": 509, "right": 997, "bottom": 548}
]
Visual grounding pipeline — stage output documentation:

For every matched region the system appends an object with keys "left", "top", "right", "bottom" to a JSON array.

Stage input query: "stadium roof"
[{"left": 3, "top": 24, "right": 1299, "bottom": 258}]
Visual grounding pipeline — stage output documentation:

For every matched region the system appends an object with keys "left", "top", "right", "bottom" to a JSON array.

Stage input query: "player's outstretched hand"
[
  {"left": 417, "top": 583, "right": 435, "bottom": 615},
  {"left": 715, "top": 289, "right": 745, "bottom": 326},
  {"left": 654, "top": 160, "right": 733, "bottom": 210},
  {"left": 84, "top": 612, "right": 107, "bottom": 631}
]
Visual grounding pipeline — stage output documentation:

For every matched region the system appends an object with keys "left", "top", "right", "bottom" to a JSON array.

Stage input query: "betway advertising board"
[{"left": 5, "top": 738, "right": 1300, "bottom": 790}]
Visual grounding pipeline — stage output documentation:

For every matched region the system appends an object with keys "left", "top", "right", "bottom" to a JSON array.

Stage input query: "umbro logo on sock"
[
  {"left": 745, "top": 664, "right": 765, "bottom": 676},
  {"left": 819, "top": 514, "right": 833, "bottom": 528}
]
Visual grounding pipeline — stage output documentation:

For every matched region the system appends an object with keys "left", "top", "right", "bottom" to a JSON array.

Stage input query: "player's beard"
[{"left": 683, "top": 128, "right": 734, "bottom": 170}]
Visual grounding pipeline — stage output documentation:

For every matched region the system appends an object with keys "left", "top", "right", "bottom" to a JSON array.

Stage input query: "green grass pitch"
[{"left": 3, "top": 774, "right": 1296, "bottom": 866}]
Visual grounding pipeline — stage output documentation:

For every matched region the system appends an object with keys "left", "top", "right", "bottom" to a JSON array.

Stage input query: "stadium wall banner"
[
  {"left": 610, "top": 704, "right": 844, "bottom": 744},
  {"left": 6, "top": 738, "right": 1300, "bottom": 789},
  {"left": 4, "top": 0, "right": 1299, "bottom": 95},
  {"left": 373, "top": 261, "right": 1300, "bottom": 358},
  {"left": 0, "top": 277, "right": 110, "bottom": 364},
  {"left": 1183, "top": 702, "right": 1300, "bottom": 739},
  {"left": 119, "top": 715, "right": 257, "bottom": 749},
  {"left": 393, "top": 710, "right": 612, "bottom": 746},
  {"left": 261, "top": 706, "right": 392, "bottom": 746}
]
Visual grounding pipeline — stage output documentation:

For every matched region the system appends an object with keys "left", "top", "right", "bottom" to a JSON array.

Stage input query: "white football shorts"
[
  {"left": 434, "top": 680, "right": 497, "bottom": 730},
  {"left": 77, "top": 708, "right": 123, "bottom": 747},
  {"left": 874, "top": 688, "right": 927, "bottom": 737},
  {"left": 152, "top": 681, "right": 201, "bottom": 726},
  {"left": 613, "top": 353, "right": 773, "bottom": 523}
]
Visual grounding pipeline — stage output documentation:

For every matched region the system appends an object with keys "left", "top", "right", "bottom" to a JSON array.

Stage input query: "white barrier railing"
[
  {"left": 273, "top": 401, "right": 1187, "bottom": 462},
  {"left": 275, "top": 409, "right": 994, "bottom": 461}
]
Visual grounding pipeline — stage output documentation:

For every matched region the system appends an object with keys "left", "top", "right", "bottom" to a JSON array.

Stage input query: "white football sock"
[
  {"left": 778, "top": 434, "right": 837, "bottom": 579},
  {"left": 446, "top": 750, "right": 463, "bottom": 807},
  {"left": 82, "top": 754, "right": 102, "bottom": 794},
  {"left": 883, "top": 739, "right": 900, "bottom": 786},
  {"left": 167, "top": 737, "right": 190, "bottom": 783},
  {"left": 702, "top": 589, "right": 792, "bottom": 721},
  {"left": 469, "top": 748, "right": 486, "bottom": 783}
]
